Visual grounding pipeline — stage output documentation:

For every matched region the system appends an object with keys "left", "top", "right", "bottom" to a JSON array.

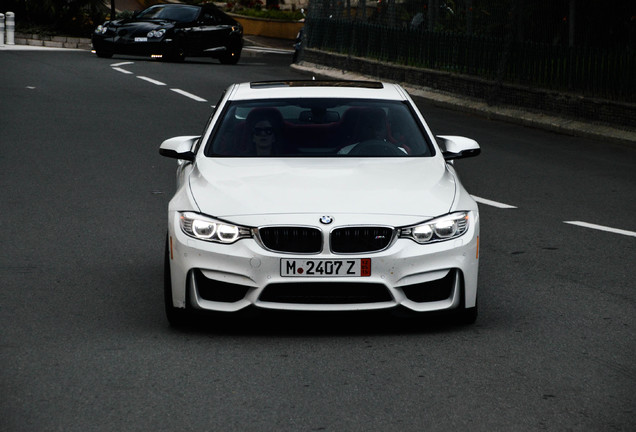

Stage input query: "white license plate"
[
  {"left": 134, "top": 37, "right": 148, "bottom": 42},
  {"left": 281, "top": 259, "right": 371, "bottom": 277}
]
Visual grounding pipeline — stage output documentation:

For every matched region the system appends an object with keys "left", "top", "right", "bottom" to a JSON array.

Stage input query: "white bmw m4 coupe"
[{"left": 160, "top": 80, "right": 481, "bottom": 326}]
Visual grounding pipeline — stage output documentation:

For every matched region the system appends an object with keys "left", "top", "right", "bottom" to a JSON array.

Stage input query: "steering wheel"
[{"left": 347, "top": 139, "right": 407, "bottom": 156}]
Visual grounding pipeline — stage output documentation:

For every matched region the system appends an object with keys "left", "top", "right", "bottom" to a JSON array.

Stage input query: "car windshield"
[
  {"left": 205, "top": 98, "right": 435, "bottom": 157},
  {"left": 136, "top": 5, "right": 200, "bottom": 23}
]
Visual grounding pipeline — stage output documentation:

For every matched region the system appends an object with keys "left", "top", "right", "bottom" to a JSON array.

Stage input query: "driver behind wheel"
[{"left": 339, "top": 107, "right": 407, "bottom": 155}]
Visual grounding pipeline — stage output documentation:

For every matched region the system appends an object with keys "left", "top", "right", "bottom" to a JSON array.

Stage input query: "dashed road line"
[
  {"left": 137, "top": 76, "right": 166, "bottom": 86},
  {"left": 108, "top": 62, "right": 207, "bottom": 102},
  {"left": 564, "top": 221, "right": 636, "bottom": 238},
  {"left": 170, "top": 88, "right": 207, "bottom": 102},
  {"left": 112, "top": 67, "right": 133, "bottom": 74},
  {"left": 471, "top": 195, "right": 517, "bottom": 209}
]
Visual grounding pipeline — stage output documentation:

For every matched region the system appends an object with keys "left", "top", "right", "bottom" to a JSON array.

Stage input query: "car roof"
[{"left": 228, "top": 81, "right": 409, "bottom": 101}]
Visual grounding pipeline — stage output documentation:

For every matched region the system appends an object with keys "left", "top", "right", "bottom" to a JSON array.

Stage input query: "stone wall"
[{"left": 14, "top": 32, "right": 92, "bottom": 50}]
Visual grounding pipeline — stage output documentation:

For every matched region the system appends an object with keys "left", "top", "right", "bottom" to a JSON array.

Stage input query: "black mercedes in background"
[{"left": 92, "top": 3, "right": 243, "bottom": 64}]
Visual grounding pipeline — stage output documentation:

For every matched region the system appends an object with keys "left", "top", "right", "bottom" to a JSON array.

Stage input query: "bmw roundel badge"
[{"left": 319, "top": 215, "right": 333, "bottom": 225}]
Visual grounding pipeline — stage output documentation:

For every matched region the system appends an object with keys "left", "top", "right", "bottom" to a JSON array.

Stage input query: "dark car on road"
[{"left": 92, "top": 3, "right": 243, "bottom": 64}]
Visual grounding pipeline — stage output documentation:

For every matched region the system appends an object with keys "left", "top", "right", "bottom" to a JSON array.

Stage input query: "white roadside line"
[
  {"left": 471, "top": 195, "right": 517, "bottom": 209},
  {"left": 170, "top": 88, "right": 207, "bottom": 102},
  {"left": 137, "top": 76, "right": 166, "bottom": 86},
  {"left": 564, "top": 221, "right": 636, "bottom": 238},
  {"left": 244, "top": 46, "right": 293, "bottom": 55}
]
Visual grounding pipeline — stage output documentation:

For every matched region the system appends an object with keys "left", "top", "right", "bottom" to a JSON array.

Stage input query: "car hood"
[
  {"left": 112, "top": 19, "right": 175, "bottom": 31},
  {"left": 188, "top": 157, "right": 457, "bottom": 226}
]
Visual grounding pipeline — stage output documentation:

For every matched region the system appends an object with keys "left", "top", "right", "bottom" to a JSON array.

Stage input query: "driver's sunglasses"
[{"left": 253, "top": 127, "right": 274, "bottom": 136}]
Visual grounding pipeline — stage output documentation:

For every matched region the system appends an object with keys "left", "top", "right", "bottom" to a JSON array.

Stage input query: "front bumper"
[
  {"left": 166, "top": 212, "right": 479, "bottom": 313},
  {"left": 92, "top": 35, "right": 170, "bottom": 56}
]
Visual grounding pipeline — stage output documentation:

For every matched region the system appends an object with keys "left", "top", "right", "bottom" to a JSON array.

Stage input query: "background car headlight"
[
  {"left": 179, "top": 212, "right": 251, "bottom": 244},
  {"left": 147, "top": 29, "right": 166, "bottom": 38},
  {"left": 400, "top": 212, "right": 469, "bottom": 244},
  {"left": 95, "top": 25, "right": 108, "bottom": 35}
]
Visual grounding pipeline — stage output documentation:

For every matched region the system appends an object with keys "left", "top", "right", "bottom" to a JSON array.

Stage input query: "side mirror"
[
  {"left": 159, "top": 136, "right": 199, "bottom": 161},
  {"left": 437, "top": 135, "right": 481, "bottom": 160}
]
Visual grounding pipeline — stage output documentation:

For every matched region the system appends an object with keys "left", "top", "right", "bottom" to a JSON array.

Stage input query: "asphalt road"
[{"left": 1, "top": 47, "right": 635, "bottom": 432}]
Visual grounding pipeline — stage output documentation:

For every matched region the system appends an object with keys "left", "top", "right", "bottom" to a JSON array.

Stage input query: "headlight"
[
  {"left": 399, "top": 212, "right": 470, "bottom": 244},
  {"left": 147, "top": 29, "right": 166, "bottom": 38},
  {"left": 179, "top": 212, "right": 251, "bottom": 244},
  {"left": 95, "top": 24, "right": 108, "bottom": 35}
]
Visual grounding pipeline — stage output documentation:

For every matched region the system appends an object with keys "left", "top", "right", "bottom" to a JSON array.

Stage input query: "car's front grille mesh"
[
  {"left": 330, "top": 227, "right": 394, "bottom": 253},
  {"left": 258, "top": 227, "right": 323, "bottom": 253},
  {"left": 257, "top": 226, "right": 396, "bottom": 254}
]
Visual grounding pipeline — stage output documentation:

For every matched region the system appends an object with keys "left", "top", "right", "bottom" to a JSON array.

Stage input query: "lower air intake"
[{"left": 259, "top": 282, "right": 392, "bottom": 304}]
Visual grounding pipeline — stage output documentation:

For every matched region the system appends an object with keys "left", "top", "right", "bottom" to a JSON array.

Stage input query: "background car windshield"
[
  {"left": 136, "top": 5, "right": 199, "bottom": 23},
  {"left": 205, "top": 99, "right": 434, "bottom": 157}
]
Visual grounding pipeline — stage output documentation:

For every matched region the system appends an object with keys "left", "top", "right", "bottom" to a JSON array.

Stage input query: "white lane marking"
[
  {"left": 137, "top": 76, "right": 166, "bottom": 86},
  {"left": 471, "top": 195, "right": 517, "bottom": 209},
  {"left": 112, "top": 67, "right": 134, "bottom": 74},
  {"left": 564, "top": 221, "right": 636, "bottom": 238},
  {"left": 170, "top": 88, "right": 207, "bottom": 102},
  {"left": 108, "top": 65, "right": 207, "bottom": 102}
]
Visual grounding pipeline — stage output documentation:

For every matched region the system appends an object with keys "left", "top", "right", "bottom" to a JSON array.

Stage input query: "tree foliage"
[
  {"left": 4, "top": 0, "right": 108, "bottom": 36},
  {"left": 311, "top": 0, "right": 635, "bottom": 49}
]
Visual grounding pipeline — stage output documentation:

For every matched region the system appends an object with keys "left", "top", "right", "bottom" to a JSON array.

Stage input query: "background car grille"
[
  {"left": 258, "top": 227, "right": 322, "bottom": 253},
  {"left": 259, "top": 282, "right": 393, "bottom": 304},
  {"left": 330, "top": 227, "right": 394, "bottom": 253}
]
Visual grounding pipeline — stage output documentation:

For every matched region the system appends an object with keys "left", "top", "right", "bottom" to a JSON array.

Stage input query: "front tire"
[
  {"left": 454, "top": 291, "right": 478, "bottom": 325},
  {"left": 95, "top": 49, "right": 113, "bottom": 58},
  {"left": 219, "top": 45, "right": 241, "bottom": 65},
  {"left": 455, "top": 303, "right": 478, "bottom": 325},
  {"left": 165, "top": 39, "right": 186, "bottom": 62}
]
